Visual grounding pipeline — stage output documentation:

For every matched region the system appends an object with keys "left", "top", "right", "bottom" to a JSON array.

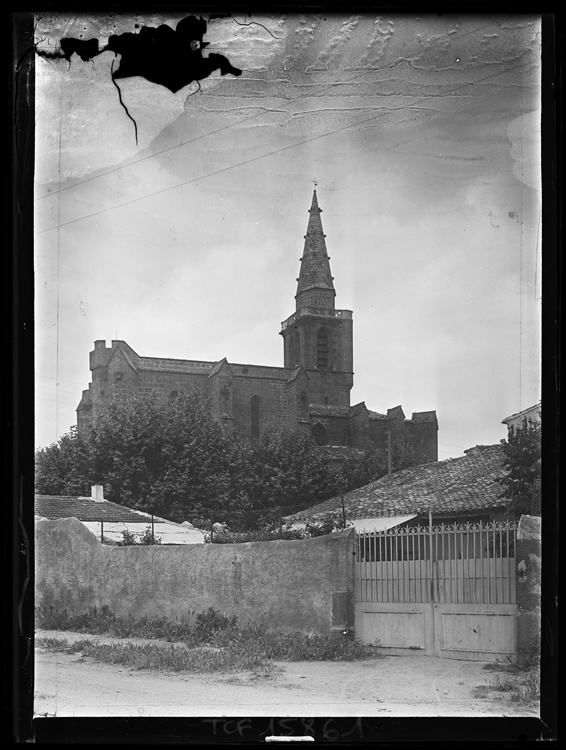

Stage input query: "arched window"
[
  {"left": 312, "top": 423, "right": 328, "bottom": 446},
  {"left": 168, "top": 390, "right": 178, "bottom": 401},
  {"left": 289, "top": 336, "right": 295, "bottom": 368},
  {"left": 317, "top": 327, "right": 328, "bottom": 369},
  {"left": 251, "top": 395, "right": 261, "bottom": 439},
  {"left": 294, "top": 331, "right": 300, "bottom": 365}
]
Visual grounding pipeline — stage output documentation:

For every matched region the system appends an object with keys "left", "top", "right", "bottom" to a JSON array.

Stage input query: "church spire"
[{"left": 295, "top": 189, "right": 336, "bottom": 311}]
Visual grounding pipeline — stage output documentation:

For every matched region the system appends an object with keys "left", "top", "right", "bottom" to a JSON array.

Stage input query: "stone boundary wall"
[
  {"left": 35, "top": 518, "right": 355, "bottom": 635},
  {"left": 515, "top": 515, "right": 542, "bottom": 656}
]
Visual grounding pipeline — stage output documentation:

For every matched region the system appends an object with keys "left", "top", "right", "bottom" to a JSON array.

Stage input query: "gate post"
[{"left": 515, "top": 515, "right": 541, "bottom": 658}]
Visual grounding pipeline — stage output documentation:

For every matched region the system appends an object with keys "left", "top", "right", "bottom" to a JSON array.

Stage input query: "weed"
[
  {"left": 36, "top": 605, "right": 195, "bottom": 641},
  {"left": 36, "top": 606, "right": 377, "bottom": 665},
  {"left": 119, "top": 526, "right": 162, "bottom": 545},
  {"left": 193, "top": 607, "right": 238, "bottom": 640},
  {"left": 35, "top": 637, "right": 275, "bottom": 674},
  {"left": 471, "top": 685, "right": 492, "bottom": 698},
  {"left": 476, "top": 644, "right": 540, "bottom": 706},
  {"left": 189, "top": 622, "right": 375, "bottom": 661}
]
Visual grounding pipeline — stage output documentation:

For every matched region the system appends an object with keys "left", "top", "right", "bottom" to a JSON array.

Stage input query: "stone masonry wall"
[
  {"left": 35, "top": 518, "right": 356, "bottom": 635},
  {"left": 408, "top": 420, "right": 439, "bottom": 464},
  {"left": 139, "top": 370, "right": 208, "bottom": 399},
  {"left": 515, "top": 515, "right": 542, "bottom": 657},
  {"left": 231, "top": 375, "right": 287, "bottom": 438}
]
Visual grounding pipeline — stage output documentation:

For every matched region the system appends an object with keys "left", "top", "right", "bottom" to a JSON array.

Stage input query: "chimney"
[{"left": 91, "top": 484, "right": 105, "bottom": 502}]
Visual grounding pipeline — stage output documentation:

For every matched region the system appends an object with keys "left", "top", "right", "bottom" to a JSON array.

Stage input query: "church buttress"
[{"left": 77, "top": 189, "right": 438, "bottom": 465}]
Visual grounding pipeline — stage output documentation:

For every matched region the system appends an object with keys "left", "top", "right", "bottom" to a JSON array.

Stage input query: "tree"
[
  {"left": 338, "top": 439, "right": 416, "bottom": 494},
  {"left": 35, "top": 394, "right": 341, "bottom": 525},
  {"left": 36, "top": 392, "right": 419, "bottom": 528},
  {"left": 34, "top": 427, "right": 91, "bottom": 497},
  {"left": 498, "top": 416, "right": 542, "bottom": 516},
  {"left": 35, "top": 390, "right": 233, "bottom": 522},
  {"left": 226, "top": 426, "right": 340, "bottom": 514}
]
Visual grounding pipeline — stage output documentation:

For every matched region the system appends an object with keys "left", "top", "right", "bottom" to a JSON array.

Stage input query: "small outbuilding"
[{"left": 35, "top": 485, "right": 206, "bottom": 545}]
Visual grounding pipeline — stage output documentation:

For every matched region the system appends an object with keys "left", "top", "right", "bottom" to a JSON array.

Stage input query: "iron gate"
[{"left": 354, "top": 520, "right": 517, "bottom": 661}]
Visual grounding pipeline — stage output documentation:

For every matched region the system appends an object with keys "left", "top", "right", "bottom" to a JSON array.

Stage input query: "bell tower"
[{"left": 280, "top": 189, "right": 353, "bottom": 408}]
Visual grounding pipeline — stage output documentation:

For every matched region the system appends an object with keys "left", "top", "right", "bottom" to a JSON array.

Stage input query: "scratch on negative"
[
  {"left": 111, "top": 57, "right": 138, "bottom": 146},
  {"left": 185, "top": 80, "right": 201, "bottom": 105},
  {"left": 231, "top": 18, "right": 282, "bottom": 40}
]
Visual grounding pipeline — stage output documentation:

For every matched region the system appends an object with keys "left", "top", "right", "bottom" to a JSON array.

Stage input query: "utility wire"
[
  {"left": 34, "top": 21, "right": 495, "bottom": 203},
  {"left": 37, "top": 374, "right": 88, "bottom": 386},
  {"left": 36, "top": 60, "right": 529, "bottom": 237}
]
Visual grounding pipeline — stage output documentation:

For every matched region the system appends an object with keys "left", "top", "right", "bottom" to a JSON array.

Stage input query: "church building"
[{"left": 77, "top": 190, "right": 438, "bottom": 465}]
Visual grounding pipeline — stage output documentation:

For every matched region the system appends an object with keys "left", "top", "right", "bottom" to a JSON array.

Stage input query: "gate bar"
[{"left": 428, "top": 512, "right": 433, "bottom": 602}]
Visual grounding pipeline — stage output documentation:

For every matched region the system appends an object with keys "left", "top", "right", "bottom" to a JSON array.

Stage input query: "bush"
[
  {"left": 206, "top": 518, "right": 350, "bottom": 544},
  {"left": 193, "top": 607, "right": 238, "bottom": 639},
  {"left": 119, "top": 526, "right": 162, "bottom": 545}
]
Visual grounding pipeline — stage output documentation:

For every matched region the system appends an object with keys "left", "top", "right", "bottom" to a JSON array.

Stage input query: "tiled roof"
[
  {"left": 386, "top": 405, "right": 405, "bottom": 420},
  {"left": 348, "top": 402, "right": 368, "bottom": 418},
  {"left": 309, "top": 405, "right": 350, "bottom": 418},
  {"left": 286, "top": 444, "right": 508, "bottom": 522},
  {"left": 287, "top": 365, "right": 307, "bottom": 384},
  {"left": 35, "top": 495, "right": 163, "bottom": 523},
  {"left": 501, "top": 402, "right": 541, "bottom": 424},
  {"left": 208, "top": 358, "right": 229, "bottom": 378},
  {"left": 110, "top": 343, "right": 138, "bottom": 372}
]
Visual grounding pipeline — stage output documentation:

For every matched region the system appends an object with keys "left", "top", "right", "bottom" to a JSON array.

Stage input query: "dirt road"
[{"left": 34, "top": 630, "right": 538, "bottom": 718}]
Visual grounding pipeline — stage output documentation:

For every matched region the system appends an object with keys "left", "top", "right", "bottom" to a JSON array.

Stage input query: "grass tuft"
[
  {"left": 36, "top": 606, "right": 377, "bottom": 668},
  {"left": 36, "top": 636, "right": 277, "bottom": 674},
  {"left": 476, "top": 643, "right": 540, "bottom": 706}
]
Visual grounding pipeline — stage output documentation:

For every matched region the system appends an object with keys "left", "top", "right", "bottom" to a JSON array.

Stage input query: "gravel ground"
[{"left": 34, "top": 629, "right": 539, "bottom": 718}]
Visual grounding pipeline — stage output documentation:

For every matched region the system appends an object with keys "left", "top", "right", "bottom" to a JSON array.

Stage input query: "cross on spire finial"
[{"left": 312, "top": 178, "right": 318, "bottom": 188}]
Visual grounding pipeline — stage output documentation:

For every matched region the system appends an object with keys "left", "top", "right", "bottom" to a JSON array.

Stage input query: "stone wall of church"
[
  {"left": 106, "top": 349, "right": 139, "bottom": 402},
  {"left": 297, "top": 288, "right": 336, "bottom": 309},
  {"left": 408, "top": 419, "right": 439, "bottom": 464},
  {"left": 368, "top": 419, "right": 388, "bottom": 449},
  {"left": 310, "top": 416, "right": 349, "bottom": 447},
  {"left": 231, "top": 373, "right": 288, "bottom": 439},
  {"left": 306, "top": 370, "right": 352, "bottom": 410},
  {"left": 348, "top": 412, "right": 371, "bottom": 450},
  {"left": 298, "top": 317, "right": 353, "bottom": 375},
  {"left": 139, "top": 370, "right": 208, "bottom": 399}
]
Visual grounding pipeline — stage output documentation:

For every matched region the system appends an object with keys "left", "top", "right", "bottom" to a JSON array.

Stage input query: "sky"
[{"left": 33, "top": 12, "right": 542, "bottom": 459}]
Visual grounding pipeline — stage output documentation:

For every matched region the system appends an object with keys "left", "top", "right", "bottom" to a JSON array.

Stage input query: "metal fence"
[{"left": 355, "top": 520, "right": 518, "bottom": 605}]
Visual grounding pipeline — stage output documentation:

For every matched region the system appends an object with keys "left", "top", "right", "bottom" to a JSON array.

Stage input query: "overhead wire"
[
  {"left": 34, "top": 17, "right": 538, "bottom": 446},
  {"left": 34, "top": 20, "right": 496, "bottom": 204},
  {"left": 35, "top": 60, "right": 532, "bottom": 236}
]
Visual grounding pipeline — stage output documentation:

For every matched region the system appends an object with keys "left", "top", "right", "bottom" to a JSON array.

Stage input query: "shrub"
[
  {"left": 206, "top": 518, "right": 349, "bottom": 544},
  {"left": 119, "top": 526, "right": 162, "bottom": 545},
  {"left": 193, "top": 607, "right": 238, "bottom": 641}
]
